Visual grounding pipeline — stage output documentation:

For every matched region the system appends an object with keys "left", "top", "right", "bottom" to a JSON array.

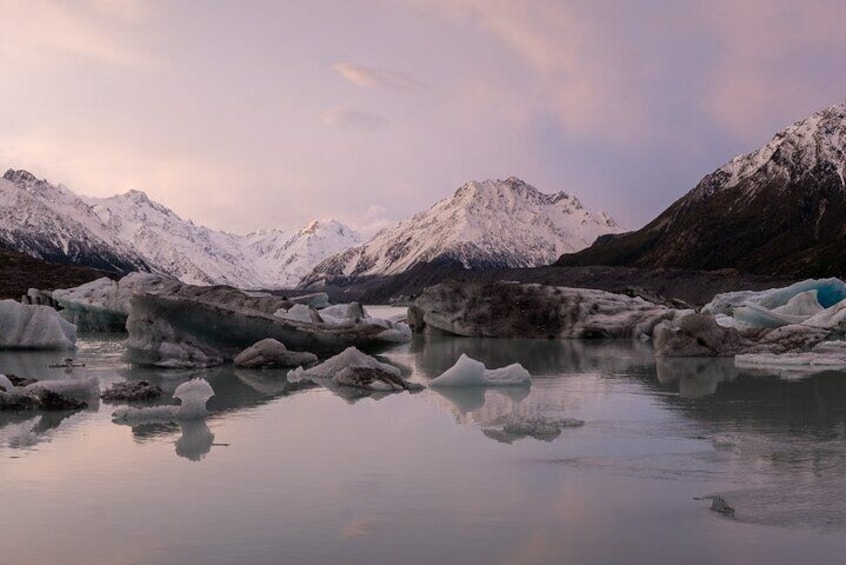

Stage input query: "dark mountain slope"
[{"left": 558, "top": 101, "right": 846, "bottom": 278}]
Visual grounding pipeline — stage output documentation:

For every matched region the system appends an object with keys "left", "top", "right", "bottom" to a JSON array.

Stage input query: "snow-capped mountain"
[
  {"left": 248, "top": 220, "right": 362, "bottom": 288},
  {"left": 0, "top": 169, "right": 361, "bottom": 288},
  {"left": 301, "top": 176, "right": 621, "bottom": 286},
  {"left": 0, "top": 170, "right": 150, "bottom": 273},
  {"left": 559, "top": 99, "right": 846, "bottom": 277}
]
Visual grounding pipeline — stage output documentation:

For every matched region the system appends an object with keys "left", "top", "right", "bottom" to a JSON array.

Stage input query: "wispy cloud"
[
  {"left": 0, "top": 0, "right": 158, "bottom": 67},
  {"left": 320, "top": 106, "right": 389, "bottom": 131},
  {"left": 332, "top": 62, "right": 425, "bottom": 90}
]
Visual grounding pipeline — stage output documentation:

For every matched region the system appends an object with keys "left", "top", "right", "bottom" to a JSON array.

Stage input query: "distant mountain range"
[
  {"left": 1, "top": 170, "right": 620, "bottom": 291},
  {"left": 0, "top": 169, "right": 361, "bottom": 289},
  {"left": 301, "top": 176, "right": 621, "bottom": 288},
  {"left": 559, "top": 100, "right": 846, "bottom": 278}
]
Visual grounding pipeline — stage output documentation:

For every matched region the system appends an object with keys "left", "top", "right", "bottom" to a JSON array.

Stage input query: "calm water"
[{"left": 3, "top": 330, "right": 846, "bottom": 564}]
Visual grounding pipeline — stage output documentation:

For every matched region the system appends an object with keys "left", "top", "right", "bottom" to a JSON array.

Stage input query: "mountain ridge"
[
  {"left": 558, "top": 99, "right": 846, "bottom": 277},
  {"left": 0, "top": 169, "right": 360, "bottom": 289},
  {"left": 301, "top": 176, "right": 621, "bottom": 287}
]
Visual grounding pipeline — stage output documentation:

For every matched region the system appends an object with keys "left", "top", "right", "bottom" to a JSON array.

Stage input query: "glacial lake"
[{"left": 4, "top": 326, "right": 846, "bottom": 563}]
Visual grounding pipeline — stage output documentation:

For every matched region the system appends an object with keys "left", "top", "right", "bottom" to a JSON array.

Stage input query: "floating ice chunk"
[
  {"left": 111, "top": 378, "right": 214, "bottom": 422},
  {"left": 24, "top": 375, "right": 100, "bottom": 397},
  {"left": 735, "top": 340, "right": 846, "bottom": 376},
  {"left": 289, "top": 346, "right": 420, "bottom": 393},
  {"left": 233, "top": 338, "right": 317, "bottom": 368},
  {"left": 705, "top": 278, "right": 846, "bottom": 318},
  {"left": 734, "top": 290, "right": 825, "bottom": 328},
  {"left": 0, "top": 374, "right": 14, "bottom": 393},
  {"left": 289, "top": 292, "right": 330, "bottom": 309},
  {"left": 374, "top": 322, "right": 412, "bottom": 343},
  {"left": 0, "top": 300, "right": 76, "bottom": 349},
  {"left": 173, "top": 378, "right": 215, "bottom": 419},
  {"left": 318, "top": 303, "right": 367, "bottom": 324},
  {"left": 274, "top": 303, "right": 317, "bottom": 323},
  {"left": 292, "top": 346, "right": 401, "bottom": 379},
  {"left": 52, "top": 273, "right": 182, "bottom": 332},
  {"left": 429, "top": 354, "right": 531, "bottom": 387}
]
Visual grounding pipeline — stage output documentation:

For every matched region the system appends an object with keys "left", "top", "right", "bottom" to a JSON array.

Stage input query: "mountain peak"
[
  {"left": 3, "top": 169, "right": 39, "bottom": 185},
  {"left": 559, "top": 97, "right": 846, "bottom": 277},
  {"left": 701, "top": 99, "right": 846, "bottom": 200},
  {"left": 302, "top": 177, "right": 622, "bottom": 285}
]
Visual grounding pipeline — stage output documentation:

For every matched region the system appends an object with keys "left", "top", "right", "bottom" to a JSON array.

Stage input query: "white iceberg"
[
  {"left": 735, "top": 340, "right": 846, "bottom": 377},
  {"left": 53, "top": 273, "right": 182, "bottom": 332},
  {"left": 111, "top": 378, "right": 214, "bottom": 422},
  {"left": 0, "top": 300, "right": 77, "bottom": 349},
  {"left": 429, "top": 354, "right": 531, "bottom": 387},
  {"left": 705, "top": 278, "right": 846, "bottom": 328},
  {"left": 274, "top": 303, "right": 319, "bottom": 323},
  {"left": 289, "top": 346, "right": 421, "bottom": 393},
  {"left": 24, "top": 375, "right": 100, "bottom": 397},
  {"left": 0, "top": 374, "right": 14, "bottom": 393}
]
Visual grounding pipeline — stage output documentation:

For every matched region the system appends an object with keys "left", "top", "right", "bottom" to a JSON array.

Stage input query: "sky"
[{"left": 2, "top": 0, "right": 846, "bottom": 235}]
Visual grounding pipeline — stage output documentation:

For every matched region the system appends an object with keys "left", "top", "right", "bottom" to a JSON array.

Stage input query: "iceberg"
[
  {"left": 52, "top": 273, "right": 182, "bottom": 332},
  {"left": 126, "top": 291, "right": 410, "bottom": 368},
  {"left": 704, "top": 278, "right": 846, "bottom": 325},
  {"left": 429, "top": 354, "right": 531, "bottom": 387},
  {"left": 289, "top": 346, "right": 422, "bottom": 393},
  {"left": 735, "top": 340, "right": 846, "bottom": 377},
  {"left": 24, "top": 375, "right": 100, "bottom": 397},
  {"left": 0, "top": 300, "right": 76, "bottom": 349},
  {"left": 411, "top": 280, "right": 686, "bottom": 339},
  {"left": 233, "top": 338, "right": 318, "bottom": 369},
  {"left": 111, "top": 378, "right": 214, "bottom": 422}
]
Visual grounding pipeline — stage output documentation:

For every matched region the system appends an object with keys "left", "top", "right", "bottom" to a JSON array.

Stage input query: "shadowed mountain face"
[
  {"left": 558, "top": 101, "right": 846, "bottom": 278},
  {"left": 0, "top": 244, "right": 113, "bottom": 300}
]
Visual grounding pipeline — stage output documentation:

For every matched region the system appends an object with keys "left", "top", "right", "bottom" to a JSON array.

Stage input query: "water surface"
[{"left": 3, "top": 334, "right": 846, "bottom": 564}]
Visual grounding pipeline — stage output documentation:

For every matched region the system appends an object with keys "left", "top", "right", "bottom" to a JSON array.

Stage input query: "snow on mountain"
[
  {"left": 302, "top": 176, "right": 622, "bottom": 286},
  {"left": 687, "top": 99, "right": 846, "bottom": 204},
  {"left": 84, "top": 190, "right": 259, "bottom": 287},
  {"left": 249, "top": 220, "right": 362, "bottom": 288},
  {"left": 558, "top": 99, "right": 846, "bottom": 277},
  {"left": 0, "top": 169, "right": 360, "bottom": 289},
  {"left": 0, "top": 170, "right": 149, "bottom": 273}
]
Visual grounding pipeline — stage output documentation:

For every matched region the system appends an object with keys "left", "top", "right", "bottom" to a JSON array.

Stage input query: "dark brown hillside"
[{"left": 0, "top": 244, "right": 116, "bottom": 300}]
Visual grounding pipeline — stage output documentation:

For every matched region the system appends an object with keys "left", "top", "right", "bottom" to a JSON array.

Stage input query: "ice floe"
[
  {"left": 111, "top": 378, "right": 214, "bottom": 422},
  {"left": 429, "top": 354, "right": 531, "bottom": 387},
  {"left": 411, "top": 280, "right": 686, "bottom": 339},
  {"left": 0, "top": 300, "right": 76, "bottom": 349},
  {"left": 289, "top": 346, "right": 422, "bottom": 394},
  {"left": 234, "top": 338, "right": 318, "bottom": 369}
]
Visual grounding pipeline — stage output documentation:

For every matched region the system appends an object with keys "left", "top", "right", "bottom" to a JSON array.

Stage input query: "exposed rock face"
[
  {"left": 233, "top": 338, "right": 318, "bottom": 368},
  {"left": 559, "top": 101, "right": 846, "bottom": 278},
  {"left": 411, "top": 280, "right": 684, "bottom": 339}
]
